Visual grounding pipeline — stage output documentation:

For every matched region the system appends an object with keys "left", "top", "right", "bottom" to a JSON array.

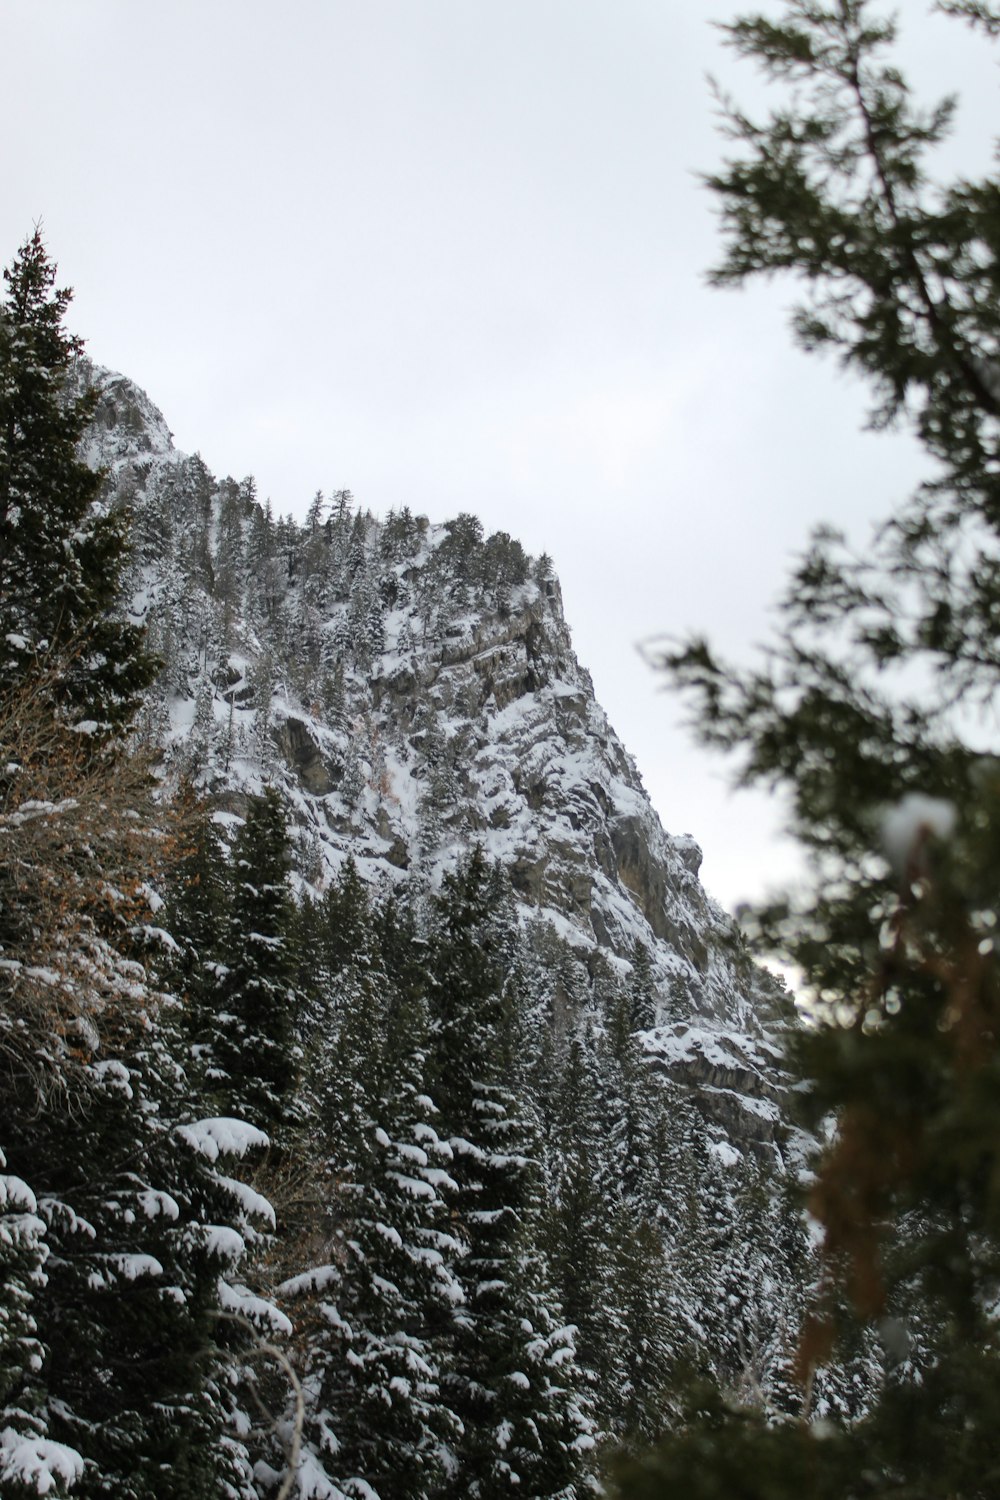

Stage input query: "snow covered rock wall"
[{"left": 82, "top": 358, "right": 793, "bottom": 1161}]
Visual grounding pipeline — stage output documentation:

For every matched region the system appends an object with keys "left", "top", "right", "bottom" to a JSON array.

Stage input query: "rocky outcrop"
[
  {"left": 84, "top": 360, "right": 793, "bottom": 1159},
  {"left": 274, "top": 717, "right": 336, "bottom": 795},
  {"left": 646, "top": 1022, "right": 790, "bottom": 1158}
]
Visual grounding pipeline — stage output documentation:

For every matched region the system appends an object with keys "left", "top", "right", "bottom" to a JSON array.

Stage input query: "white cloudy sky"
[{"left": 4, "top": 0, "right": 997, "bottom": 913}]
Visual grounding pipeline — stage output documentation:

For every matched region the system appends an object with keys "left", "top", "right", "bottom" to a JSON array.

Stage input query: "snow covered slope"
[{"left": 82, "top": 358, "right": 793, "bottom": 1158}]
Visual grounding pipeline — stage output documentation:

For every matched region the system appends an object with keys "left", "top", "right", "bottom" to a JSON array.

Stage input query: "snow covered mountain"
[
  {"left": 83, "top": 359, "right": 793, "bottom": 1158},
  {"left": 69, "top": 360, "right": 834, "bottom": 1460}
]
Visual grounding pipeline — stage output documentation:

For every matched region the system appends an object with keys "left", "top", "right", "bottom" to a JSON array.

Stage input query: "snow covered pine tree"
[{"left": 0, "top": 234, "right": 279, "bottom": 1499}]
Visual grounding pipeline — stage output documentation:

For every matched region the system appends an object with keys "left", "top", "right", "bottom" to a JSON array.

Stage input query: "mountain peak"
[{"left": 87, "top": 358, "right": 788, "bottom": 1128}]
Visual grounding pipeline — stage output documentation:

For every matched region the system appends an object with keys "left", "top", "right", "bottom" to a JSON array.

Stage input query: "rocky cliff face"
[
  {"left": 64, "top": 356, "right": 845, "bottom": 1438},
  {"left": 81, "top": 358, "right": 794, "bottom": 1164}
]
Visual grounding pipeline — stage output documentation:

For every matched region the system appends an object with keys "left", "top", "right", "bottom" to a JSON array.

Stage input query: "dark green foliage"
[
  {"left": 437, "top": 512, "right": 484, "bottom": 578},
  {"left": 611, "top": 1347, "right": 1000, "bottom": 1499},
  {"left": 214, "top": 789, "right": 299, "bottom": 1130},
  {"left": 427, "top": 515, "right": 531, "bottom": 619},
  {"left": 0, "top": 221, "right": 841, "bottom": 1496},
  {"left": 610, "top": 1391, "right": 851, "bottom": 1500},
  {"left": 624, "top": 3, "right": 1000, "bottom": 1494},
  {"left": 163, "top": 797, "right": 234, "bottom": 1094},
  {"left": 284, "top": 867, "right": 464, "bottom": 1498},
  {"left": 547, "top": 1027, "right": 624, "bottom": 1419},
  {"left": 628, "top": 944, "right": 655, "bottom": 1033},
  {"left": 602, "top": 1212, "right": 679, "bottom": 1448},
  {"left": 0, "top": 231, "right": 156, "bottom": 730},
  {"left": 380, "top": 504, "right": 425, "bottom": 562},
  {"left": 0, "top": 233, "right": 272, "bottom": 1493},
  {"left": 3, "top": 1036, "right": 270, "bottom": 1500},
  {"left": 0, "top": 710, "right": 267, "bottom": 1497},
  {"left": 317, "top": 854, "right": 371, "bottom": 973},
  {"left": 0, "top": 1146, "right": 47, "bottom": 1493},
  {"left": 214, "top": 477, "right": 248, "bottom": 644},
  {"left": 427, "top": 849, "right": 595, "bottom": 1498}
]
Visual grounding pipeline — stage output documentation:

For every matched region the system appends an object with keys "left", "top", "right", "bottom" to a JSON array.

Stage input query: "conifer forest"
[{"left": 5, "top": 3, "right": 1000, "bottom": 1497}]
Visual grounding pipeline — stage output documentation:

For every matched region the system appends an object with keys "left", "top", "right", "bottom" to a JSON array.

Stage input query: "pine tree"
[
  {"left": 618, "top": 3, "right": 1000, "bottom": 1495},
  {"left": 0, "top": 682, "right": 274, "bottom": 1497},
  {"left": 215, "top": 477, "right": 247, "bottom": 644},
  {"left": 163, "top": 796, "right": 233, "bottom": 1097},
  {"left": 0, "top": 231, "right": 156, "bottom": 730},
  {"left": 556, "top": 994, "right": 679, "bottom": 1446},
  {"left": 0, "top": 233, "right": 296, "bottom": 1498},
  {"left": 188, "top": 677, "right": 218, "bottom": 773},
  {"left": 176, "top": 453, "right": 215, "bottom": 597},
  {"left": 284, "top": 870, "right": 462, "bottom": 1498},
  {"left": 246, "top": 497, "right": 281, "bottom": 632},
  {"left": 3, "top": 1031, "right": 276, "bottom": 1500},
  {"left": 427, "top": 849, "right": 595, "bottom": 1498},
  {"left": 0, "top": 1146, "right": 51, "bottom": 1498},
  {"left": 603, "top": 1210, "right": 676, "bottom": 1448},
  {"left": 214, "top": 789, "right": 299, "bottom": 1132},
  {"left": 628, "top": 943, "right": 655, "bottom": 1033},
  {"left": 547, "top": 1026, "right": 620, "bottom": 1428}
]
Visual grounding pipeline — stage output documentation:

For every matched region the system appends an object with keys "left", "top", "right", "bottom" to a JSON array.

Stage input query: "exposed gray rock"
[
  {"left": 84, "top": 359, "right": 794, "bottom": 1162},
  {"left": 275, "top": 717, "right": 335, "bottom": 796}
]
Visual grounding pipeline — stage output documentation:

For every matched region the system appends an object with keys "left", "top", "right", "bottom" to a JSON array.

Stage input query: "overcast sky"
[{"left": 4, "top": 1, "right": 997, "bottom": 914}]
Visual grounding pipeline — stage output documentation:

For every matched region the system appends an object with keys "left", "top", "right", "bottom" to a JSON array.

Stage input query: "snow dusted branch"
[
  {"left": 214, "top": 1311, "right": 304, "bottom": 1500},
  {"left": 0, "top": 662, "right": 176, "bottom": 1095}
]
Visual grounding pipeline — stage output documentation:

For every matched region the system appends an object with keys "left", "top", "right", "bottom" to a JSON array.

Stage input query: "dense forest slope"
[
  {"left": 1, "top": 357, "right": 827, "bottom": 1499},
  {"left": 88, "top": 361, "right": 790, "bottom": 1126}
]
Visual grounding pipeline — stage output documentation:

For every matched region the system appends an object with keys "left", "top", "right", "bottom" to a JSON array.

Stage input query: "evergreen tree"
[
  {"left": 215, "top": 477, "right": 248, "bottom": 644},
  {"left": 618, "top": 3, "right": 1000, "bottom": 1495},
  {"left": 319, "top": 855, "right": 371, "bottom": 973},
  {"left": 603, "top": 1209, "right": 676, "bottom": 1449},
  {"left": 188, "top": 677, "right": 218, "bottom": 773},
  {"left": 547, "top": 1026, "right": 620, "bottom": 1429},
  {"left": 3, "top": 1033, "right": 274, "bottom": 1500},
  {"left": 176, "top": 453, "right": 215, "bottom": 598},
  {"left": 284, "top": 869, "right": 462, "bottom": 1498},
  {"left": 214, "top": 789, "right": 299, "bottom": 1132},
  {"left": 550, "top": 998, "right": 680, "bottom": 1447},
  {"left": 0, "top": 681, "right": 272, "bottom": 1497},
  {"left": 628, "top": 943, "right": 655, "bottom": 1033},
  {"left": 0, "top": 231, "right": 156, "bottom": 730},
  {"left": 427, "top": 850, "right": 595, "bottom": 1498},
  {"left": 250, "top": 651, "right": 278, "bottom": 764},
  {"left": 0, "top": 234, "right": 291, "bottom": 1497},
  {"left": 246, "top": 497, "right": 281, "bottom": 632},
  {"left": 163, "top": 796, "right": 234, "bottom": 1096},
  {"left": 0, "top": 1146, "right": 52, "bottom": 1498}
]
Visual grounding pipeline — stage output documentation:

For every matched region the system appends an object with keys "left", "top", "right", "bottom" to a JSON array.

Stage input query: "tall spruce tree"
[
  {"left": 282, "top": 868, "right": 463, "bottom": 1499},
  {"left": 214, "top": 788, "right": 300, "bottom": 1132},
  {"left": 427, "top": 849, "right": 595, "bottom": 1499},
  {"left": 616, "top": 3, "right": 1000, "bottom": 1496},
  {"left": 0, "top": 647, "right": 270, "bottom": 1499},
  {"left": 0, "top": 231, "right": 155, "bottom": 730},
  {"left": 0, "top": 234, "right": 214, "bottom": 1492},
  {"left": 163, "top": 796, "right": 234, "bottom": 1097}
]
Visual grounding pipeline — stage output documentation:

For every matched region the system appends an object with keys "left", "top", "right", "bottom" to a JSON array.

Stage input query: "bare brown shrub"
[{"left": 0, "top": 663, "right": 177, "bottom": 1103}]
